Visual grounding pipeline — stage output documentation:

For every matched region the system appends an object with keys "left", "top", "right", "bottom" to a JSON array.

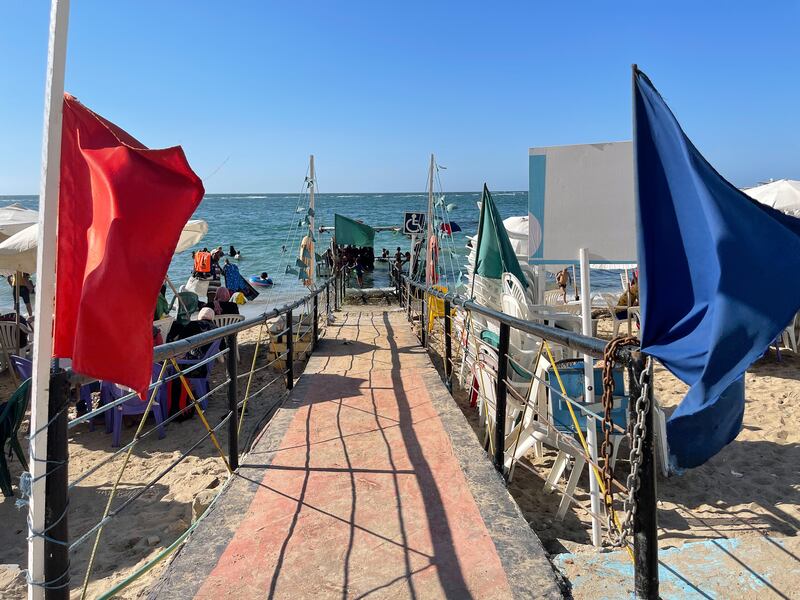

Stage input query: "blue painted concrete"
[{"left": 553, "top": 536, "right": 796, "bottom": 599}]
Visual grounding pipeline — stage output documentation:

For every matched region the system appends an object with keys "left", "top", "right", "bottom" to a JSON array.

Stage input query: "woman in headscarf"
[{"left": 212, "top": 287, "right": 239, "bottom": 315}]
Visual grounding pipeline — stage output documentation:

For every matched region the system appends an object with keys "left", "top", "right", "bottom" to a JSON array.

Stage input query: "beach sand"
[
  {"left": 441, "top": 315, "right": 799, "bottom": 569},
  {"left": 2, "top": 308, "right": 798, "bottom": 598},
  {"left": 0, "top": 325, "right": 304, "bottom": 599}
]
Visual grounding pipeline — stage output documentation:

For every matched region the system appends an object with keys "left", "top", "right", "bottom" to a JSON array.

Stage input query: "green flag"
[
  {"left": 335, "top": 214, "right": 375, "bottom": 247},
  {"left": 474, "top": 184, "right": 527, "bottom": 287}
]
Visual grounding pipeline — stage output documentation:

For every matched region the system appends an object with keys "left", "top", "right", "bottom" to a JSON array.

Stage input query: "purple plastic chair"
[
  {"left": 10, "top": 355, "right": 100, "bottom": 431},
  {"left": 9, "top": 355, "right": 31, "bottom": 379},
  {"left": 172, "top": 339, "right": 222, "bottom": 410},
  {"left": 100, "top": 371, "right": 167, "bottom": 447}
]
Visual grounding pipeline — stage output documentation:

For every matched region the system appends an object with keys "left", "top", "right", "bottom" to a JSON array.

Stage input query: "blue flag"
[{"left": 634, "top": 68, "right": 800, "bottom": 470}]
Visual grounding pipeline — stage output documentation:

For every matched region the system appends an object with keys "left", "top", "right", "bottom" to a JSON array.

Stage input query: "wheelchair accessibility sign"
[{"left": 403, "top": 212, "right": 427, "bottom": 235}]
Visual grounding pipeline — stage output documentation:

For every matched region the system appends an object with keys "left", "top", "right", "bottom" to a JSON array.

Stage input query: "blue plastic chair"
[
  {"left": 9, "top": 355, "right": 31, "bottom": 379},
  {"left": 100, "top": 368, "right": 167, "bottom": 447},
  {"left": 171, "top": 339, "right": 222, "bottom": 410},
  {"left": 546, "top": 359, "right": 629, "bottom": 437}
]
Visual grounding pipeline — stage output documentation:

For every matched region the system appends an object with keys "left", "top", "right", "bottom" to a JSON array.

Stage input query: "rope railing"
[{"left": 24, "top": 273, "right": 341, "bottom": 599}]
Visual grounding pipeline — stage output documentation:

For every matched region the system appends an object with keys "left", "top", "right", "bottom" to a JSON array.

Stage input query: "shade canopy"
[
  {"left": 335, "top": 214, "right": 375, "bottom": 247},
  {"left": 175, "top": 219, "right": 209, "bottom": 253},
  {"left": 0, "top": 203, "right": 38, "bottom": 241},
  {"left": 743, "top": 179, "right": 800, "bottom": 215},
  {"left": 0, "top": 218, "right": 208, "bottom": 275}
]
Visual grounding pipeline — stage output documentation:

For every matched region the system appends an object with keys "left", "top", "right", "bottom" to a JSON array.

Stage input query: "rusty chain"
[{"left": 600, "top": 335, "right": 649, "bottom": 547}]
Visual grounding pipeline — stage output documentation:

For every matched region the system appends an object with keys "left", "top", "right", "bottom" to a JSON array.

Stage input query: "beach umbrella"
[
  {"left": 0, "top": 203, "right": 38, "bottom": 241},
  {"left": 174, "top": 219, "right": 209, "bottom": 253},
  {"left": 474, "top": 185, "right": 527, "bottom": 287},
  {"left": 0, "top": 219, "right": 208, "bottom": 275},
  {"left": 743, "top": 179, "right": 800, "bottom": 215}
]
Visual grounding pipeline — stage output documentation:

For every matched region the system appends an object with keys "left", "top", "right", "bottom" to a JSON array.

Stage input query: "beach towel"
[
  {"left": 634, "top": 67, "right": 800, "bottom": 469},
  {"left": 223, "top": 263, "right": 259, "bottom": 301}
]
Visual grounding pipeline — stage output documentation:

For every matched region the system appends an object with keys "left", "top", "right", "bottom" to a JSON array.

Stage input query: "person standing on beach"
[
  {"left": 556, "top": 267, "right": 571, "bottom": 303},
  {"left": 7, "top": 273, "right": 34, "bottom": 317}
]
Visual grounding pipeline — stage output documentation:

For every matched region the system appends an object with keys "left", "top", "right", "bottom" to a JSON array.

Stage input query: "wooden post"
[{"left": 44, "top": 370, "right": 70, "bottom": 599}]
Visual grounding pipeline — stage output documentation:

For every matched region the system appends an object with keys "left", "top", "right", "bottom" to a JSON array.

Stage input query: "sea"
[{"left": 0, "top": 192, "right": 625, "bottom": 315}]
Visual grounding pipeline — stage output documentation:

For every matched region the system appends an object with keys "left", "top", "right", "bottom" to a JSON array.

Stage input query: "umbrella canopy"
[
  {"left": 175, "top": 219, "right": 208, "bottom": 253},
  {"left": 0, "top": 219, "right": 208, "bottom": 275},
  {"left": 0, "top": 203, "right": 38, "bottom": 241},
  {"left": 743, "top": 179, "right": 800, "bottom": 215},
  {"left": 334, "top": 214, "right": 375, "bottom": 247},
  {"left": 474, "top": 185, "right": 527, "bottom": 287}
]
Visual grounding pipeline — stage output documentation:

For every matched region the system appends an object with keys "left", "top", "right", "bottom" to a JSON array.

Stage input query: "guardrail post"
[
  {"left": 313, "top": 294, "right": 319, "bottom": 349},
  {"left": 45, "top": 369, "right": 70, "bottom": 599},
  {"left": 444, "top": 298, "right": 452, "bottom": 391},
  {"left": 406, "top": 279, "right": 411, "bottom": 320},
  {"left": 326, "top": 279, "right": 330, "bottom": 315},
  {"left": 494, "top": 322, "right": 510, "bottom": 472},
  {"left": 421, "top": 292, "right": 428, "bottom": 348},
  {"left": 226, "top": 333, "right": 239, "bottom": 471},
  {"left": 630, "top": 352, "right": 658, "bottom": 599},
  {"left": 334, "top": 272, "right": 339, "bottom": 310},
  {"left": 286, "top": 310, "right": 294, "bottom": 390}
]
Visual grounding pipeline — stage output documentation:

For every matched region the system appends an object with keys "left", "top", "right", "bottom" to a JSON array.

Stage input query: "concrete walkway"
[{"left": 154, "top": 308, "right": 562, "bottom": 599}]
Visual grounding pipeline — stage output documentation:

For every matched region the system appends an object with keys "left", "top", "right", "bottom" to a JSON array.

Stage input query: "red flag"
[{"left": 54, "top": 94, "right": 204, "bottom": 396}]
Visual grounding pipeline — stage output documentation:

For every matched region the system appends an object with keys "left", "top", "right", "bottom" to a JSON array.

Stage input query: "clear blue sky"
[{"left": 1, "top": 1, "right": 798, "bottom": 194}]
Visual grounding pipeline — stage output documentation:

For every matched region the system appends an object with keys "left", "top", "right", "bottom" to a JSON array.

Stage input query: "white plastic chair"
[
  {"left": 153, "top": 316, "right": 174, "bottom": 343},
  {"left": 0, "top": 321, "right": 31, "bottom": 372},
  {"left": 600, "top": 293, "right": 625, "bottom": 338},
  {"left": 213, "top": 314, "right": 245, "bottom": 361},
  {"left": 782, "top": 313, "right": 798, "bottom": 353}
]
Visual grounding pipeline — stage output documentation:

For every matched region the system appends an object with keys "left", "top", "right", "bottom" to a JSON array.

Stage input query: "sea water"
[{"left": 0, "top": 192, "right": 626, "bottom": 315}]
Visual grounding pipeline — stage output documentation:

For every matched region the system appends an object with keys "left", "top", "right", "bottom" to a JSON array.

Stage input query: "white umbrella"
[
  {"left": 0, "top": 203, "right": 38, "bottom": 241},
  {"left": 743, "top": 179, "right": 800, "bottom": 214},
  {"left": 0, "top": 218, "right": 208, "bottom": 275},
  {"left": 175, "top": 219, "right": 208, "bottom": 253}
]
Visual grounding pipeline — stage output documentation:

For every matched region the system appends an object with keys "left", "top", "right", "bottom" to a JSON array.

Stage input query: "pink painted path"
[{"left": 155, "top": 308, "right": 561, "bottom": 599}]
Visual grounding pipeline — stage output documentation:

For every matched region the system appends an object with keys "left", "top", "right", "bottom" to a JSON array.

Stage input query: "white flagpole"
[{"left": 29, "top": 1, "right": 69, "bottom": 598}]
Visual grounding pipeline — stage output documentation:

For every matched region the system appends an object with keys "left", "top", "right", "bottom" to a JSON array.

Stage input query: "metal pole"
[
  {"left": 312, "top": 295, "right": 319, "bottom": 349},
  {"left": 44, "top": 370, "right": 70, "bottom": 599},
  {"left": 444, "top": 298, "right": 452, "bottom": 391},
  {"left": 421, "top": 293, "right": 428, "bottom": 348},
  {"left": 226, "top": 333, "right": 239, "bottom": 471},
  {"left": 286, "top": 310, "right": 294, "bottom": 390},
  {"left": 326, "top": 279, "right": 330, "bottom": 315},
  {"left": 334, "top": 271, "right": 339, "bottom": 311},
  {"left": 30, "top": 2, "right": 70, "bottom": 597},
  {"left": 406, "top": 279, "right": 412, "bottom": 320},
  {"left": 494, "top": 322, "right": 510, "bottom": 472},
  {"left": 630, "top": 352, "right": 658, "bottom": 599},
  {"left": 580, "top": 247, "right": 602, "bottom": 546}
]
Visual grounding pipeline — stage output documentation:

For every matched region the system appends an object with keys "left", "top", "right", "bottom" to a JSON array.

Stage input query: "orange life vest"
[{"left": 194, "top": 251, "right": 211, "bottom": 273}]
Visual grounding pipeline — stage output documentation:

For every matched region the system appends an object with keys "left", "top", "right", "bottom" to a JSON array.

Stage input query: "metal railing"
[
  {"left": 30, "top": 273, "right": 343, "bottom": 599},
  {"left": 399, "top": 275, "right": 659, "bottom": 600}
]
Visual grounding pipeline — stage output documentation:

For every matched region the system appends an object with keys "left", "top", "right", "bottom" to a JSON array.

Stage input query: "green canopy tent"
[
  {"left": 474, "top": 184, "right": 528, "bottom": 286},
  {"left": 334, "top": 213, "right": 375, "bottom": 247}
]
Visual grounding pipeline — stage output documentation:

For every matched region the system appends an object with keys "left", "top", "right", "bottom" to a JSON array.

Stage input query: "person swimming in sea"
[{"left": 259, "top": 272, "right": 270, "bottom": 282}]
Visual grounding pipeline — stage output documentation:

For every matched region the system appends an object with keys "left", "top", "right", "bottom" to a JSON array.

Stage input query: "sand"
[
  {"left": 436, "top": 314, "right": 799, "bottom": 593},
  {"left": 2, "top": 305, "right": 798, "bottom": 598},
  {"left": 0, "top": 324, "right": 305, "bottom": 599}
]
